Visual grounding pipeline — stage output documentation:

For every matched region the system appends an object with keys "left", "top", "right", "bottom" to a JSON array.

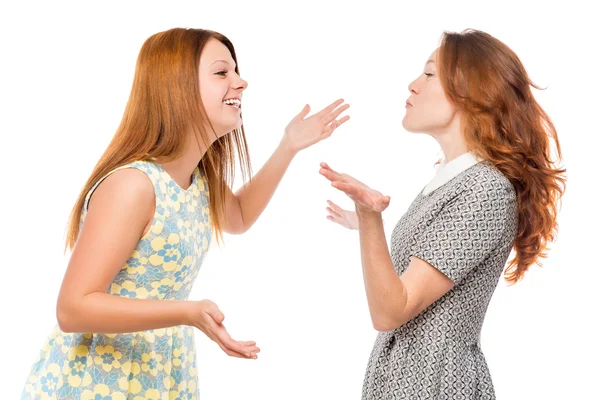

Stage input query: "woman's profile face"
[
  {"left": 402, "top": 49, "right": 458, "bottom": 135},
  {"left": 198, "top": 38, "right": 248, "bottom": 138}
]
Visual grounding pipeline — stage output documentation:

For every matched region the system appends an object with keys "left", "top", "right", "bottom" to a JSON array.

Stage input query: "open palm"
[
  {"left": 319, "top": 162, "right": 390, "bottom": 213},
  {"left": 326, "top": 200, "right": 358, "bottom": 230},
  {"left": 283, "top": 99, "right": 350, "bottom": 154}
]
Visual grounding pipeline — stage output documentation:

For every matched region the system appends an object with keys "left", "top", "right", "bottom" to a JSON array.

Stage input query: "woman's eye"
[
  {"left": 424, "top": 73, "right": 434, "bottom": 77},
  {"left": 215, "top": 71, "right": 227, "bottom": 76}
]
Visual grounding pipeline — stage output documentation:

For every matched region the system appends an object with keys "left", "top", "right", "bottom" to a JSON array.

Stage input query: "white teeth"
[{"left": 223, "top": 98, "right": 241, "bottom": 108}]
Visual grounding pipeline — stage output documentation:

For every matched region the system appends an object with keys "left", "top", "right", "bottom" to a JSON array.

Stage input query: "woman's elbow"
[
  {"left": 371, "top": 315, "right": 402, "bottom": 332},
  {"left": 56, "top": 299, "right": 78, "bottom": 333}
]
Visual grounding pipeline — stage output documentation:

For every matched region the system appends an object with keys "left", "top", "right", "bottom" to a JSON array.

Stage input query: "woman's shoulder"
[
  {"left": 89, "top": 168, "right": 155, "bottom": 208},
  {"left": 83, "top": 161, "right": 157, "bottom": 214},
  {"left": 458, "top": 162, "right": 516, "bottom": 201}
]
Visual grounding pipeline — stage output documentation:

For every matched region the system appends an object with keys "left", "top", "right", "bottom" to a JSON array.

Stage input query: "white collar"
[{"left": 422, "top": 152, "right": 482, "bottom": 195}]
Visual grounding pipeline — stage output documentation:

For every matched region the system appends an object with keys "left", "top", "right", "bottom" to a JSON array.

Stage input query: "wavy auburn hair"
[
  {"left": 65, "top": 28, "right": 252, "bottom": 251},
  {"left": 438, "top": 29, "right": 566, "bottom": 284}
]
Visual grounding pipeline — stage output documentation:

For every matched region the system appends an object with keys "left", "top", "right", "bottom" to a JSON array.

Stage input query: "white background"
[{"left": 1, "top": 0, "right": 598, "bottom": 399}]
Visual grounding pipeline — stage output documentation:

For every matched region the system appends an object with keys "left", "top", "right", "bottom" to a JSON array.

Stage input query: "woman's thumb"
[{"left": 207, "top": 307, "right": 225, "bottom": 324}]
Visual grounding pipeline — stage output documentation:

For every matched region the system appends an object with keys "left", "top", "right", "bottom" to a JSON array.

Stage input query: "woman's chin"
[
  {"left": 212, "top": 121, "right": 243, "bottom": 137},
  {"left": 401, "top": 118, "right": 416, "bottom": 133},
  {"left": 402, "top": 118, "right": 429, "bottom": 134},
  {"left": 229, "top": 121, "right": 243, "bottom": 132},
  {"left": 228, "top": 115, "right": 243, "bottom": 131}
]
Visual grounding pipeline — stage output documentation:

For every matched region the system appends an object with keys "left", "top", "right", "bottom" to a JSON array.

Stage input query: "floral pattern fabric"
[{"left": 22, "top": 161, "right": 212, "bottom": 399}]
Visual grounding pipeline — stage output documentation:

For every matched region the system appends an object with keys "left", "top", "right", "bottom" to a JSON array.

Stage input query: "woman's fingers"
[
  {"left": 316, "top": 99, "right": 345, "bottom": 118},
  {"left": 319, "top": 168, "right": 340, "bottom": 183},
  {"left": 327, "top": 200, "right": 345, "bottom": 214},
  {"left": 327, "top": 206, "right": 342, "bottom": 218},
  {"left": 217, "top": 330, "right": 251, "bottom": 357},
  {"left": 332, "top": 181, "right": 361, "bottom": 197},
  {"left": 322, "top": 104, "right": 350, "bottom": 125},
  {"left": 217, "top": 339, "right": 254, "bottom": 359},
  {"left": 319, "top": 162, "right": 341, "bottom": 176}
]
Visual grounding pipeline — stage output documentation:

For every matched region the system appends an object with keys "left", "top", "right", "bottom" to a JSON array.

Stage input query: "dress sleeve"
[{"left": 410, "top": 180, "right": 513, "bottom": 284}]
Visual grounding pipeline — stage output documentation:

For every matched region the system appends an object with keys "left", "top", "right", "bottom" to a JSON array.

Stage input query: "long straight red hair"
[
  {"left": 65, "top": 28, "right": 252, "bottom": 251},
  {"left": 438, "top": 29, "right": 566, "bottom": 284}
]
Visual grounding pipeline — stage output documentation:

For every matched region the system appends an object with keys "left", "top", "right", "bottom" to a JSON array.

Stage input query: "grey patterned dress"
[{"left": 362, "top": 162, "right": 518, "bottom": 400}]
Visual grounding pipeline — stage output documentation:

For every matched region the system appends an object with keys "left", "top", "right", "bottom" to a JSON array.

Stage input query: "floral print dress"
[{"left": 21, "top": 160, "right": 212, "bottom": 400}]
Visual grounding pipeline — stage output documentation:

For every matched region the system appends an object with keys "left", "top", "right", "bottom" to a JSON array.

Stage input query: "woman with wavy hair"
[
  {"left": 320, "top": 29, "right": 565, "bottom": 399},
  {"left": 21, "top": 28, "right": 349, "bottom": 399}
]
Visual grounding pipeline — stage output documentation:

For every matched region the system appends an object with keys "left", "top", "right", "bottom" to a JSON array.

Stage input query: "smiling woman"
[{"left": 19, "top": 27, "right": 349, "bottom": 400}]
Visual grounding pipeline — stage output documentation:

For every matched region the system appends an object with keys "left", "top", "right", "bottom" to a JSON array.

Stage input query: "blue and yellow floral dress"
[{"left": 21, "top": 160, "right": 212, "bottom": 400}]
